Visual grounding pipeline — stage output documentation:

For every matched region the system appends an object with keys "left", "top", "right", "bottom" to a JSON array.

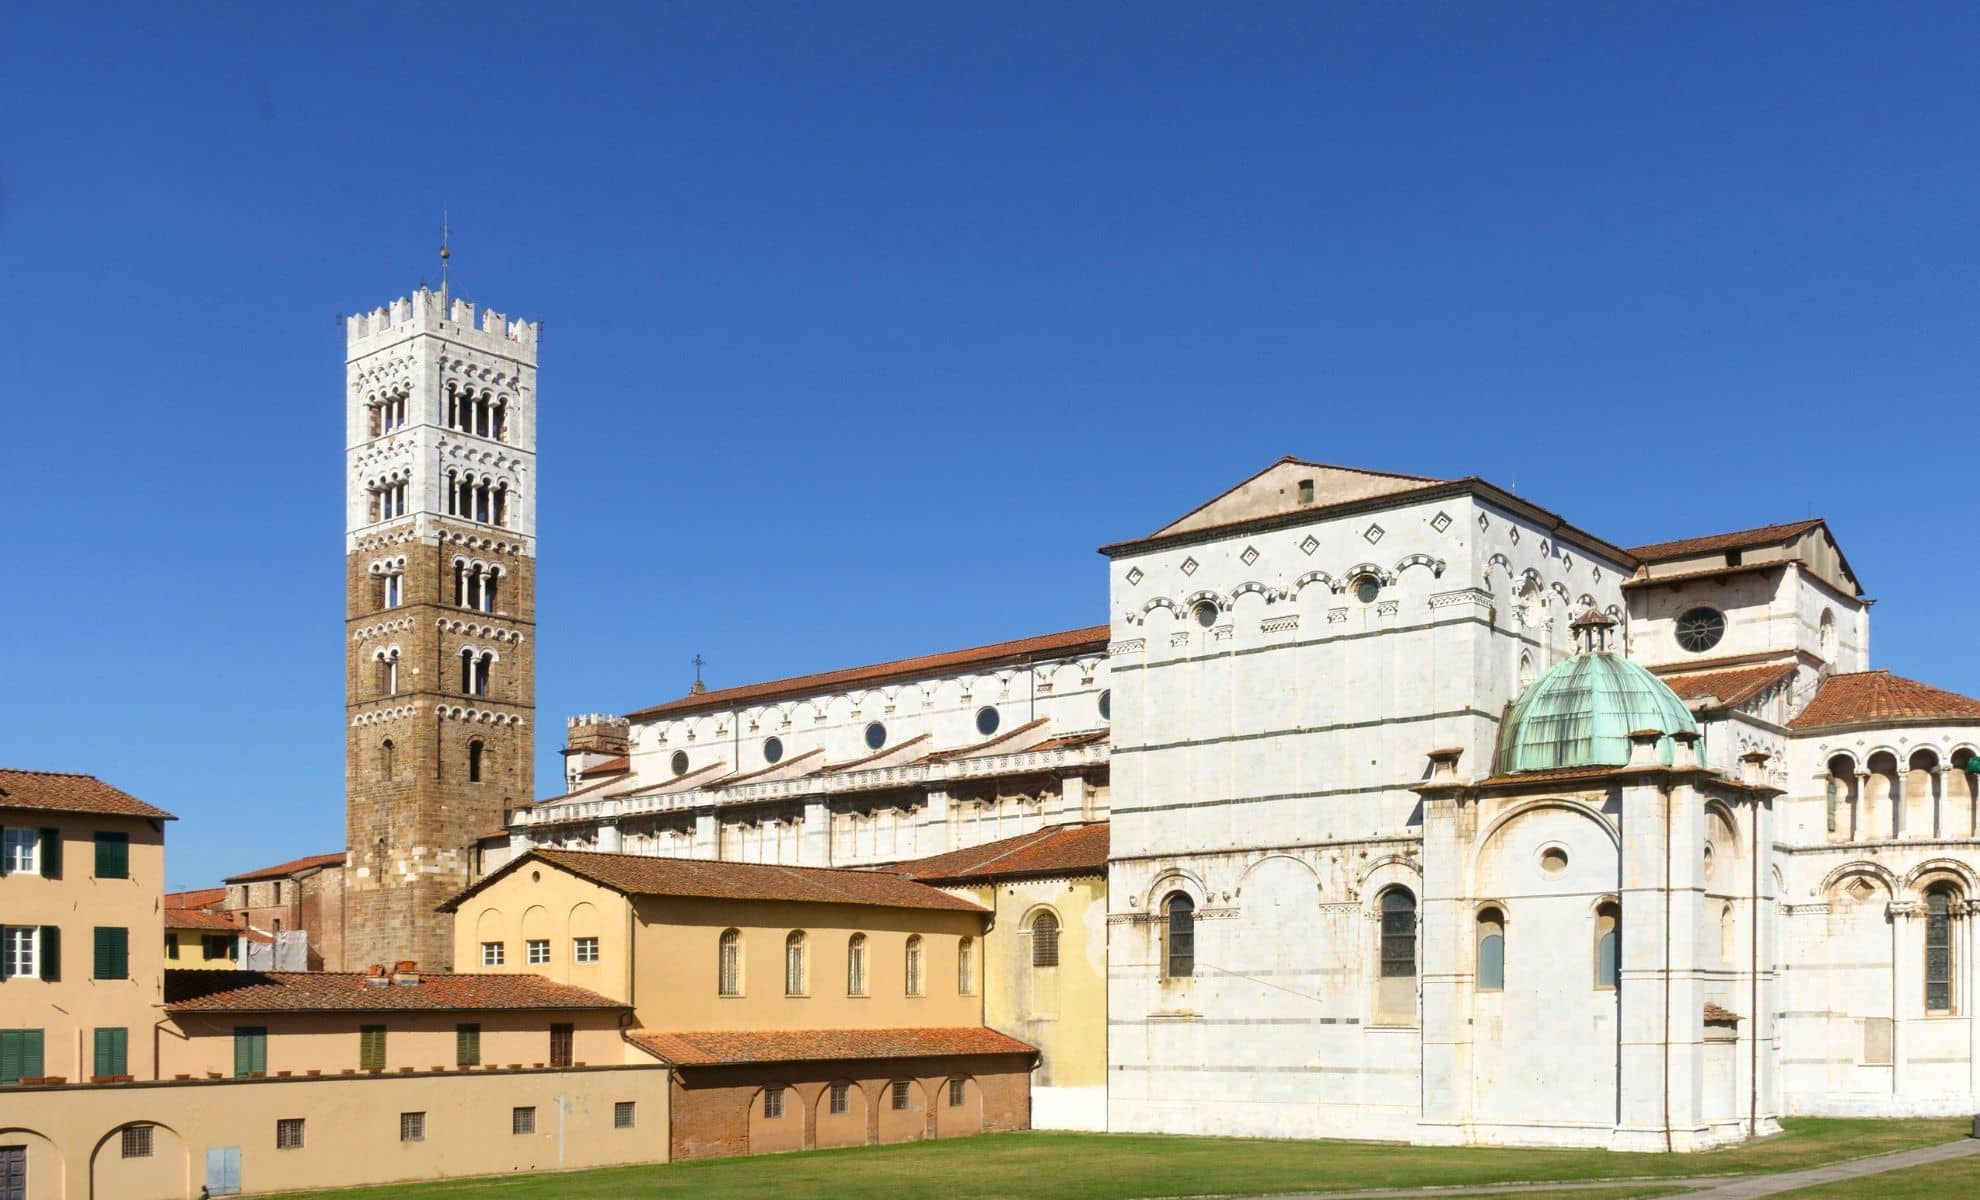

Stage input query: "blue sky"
[{"left": 2, "top": 4, "right": 1975, "bottom": 890}]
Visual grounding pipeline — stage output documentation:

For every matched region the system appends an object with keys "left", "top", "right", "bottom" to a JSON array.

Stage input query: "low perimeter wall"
[{"left": 0, "top": 1063, "right": 672, "bottom": 1199}]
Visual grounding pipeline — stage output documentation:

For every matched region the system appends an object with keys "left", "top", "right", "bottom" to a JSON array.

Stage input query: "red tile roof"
[
  {"left": 163, "top": 970, "right": 625, "bottom": 1014},
  {"left": 575, "top": 756, "right": 630, "bottom": 777},
  {"left": 1789, "top": 670, "right": 1980, "bottom": 731},
  {"left": 1703, "top": 1002, "right": 1742, "bottom": 1024},
  {"left": 1475, "top": 765, "right": 1629, "bottom": 788},
  {"left": 440, "top": 849, "right": 989, "bottom": 915},
  {"left": 165, "top": 887, "right": 227, "bottom": 912},
  {"left": 894, "top": 823, "right": 1109, "bottom": 884},
  {"left": 1627, "top": 519, "right": 1827, "bottom": 562},
  {"left": 1661, "top": 663, "right": 1798, "bottom": 710},
  {"left": 1026, "top": 730, "right": 1109, "bottom": 752},
  {"left": 0, "top": 769, "right": 174, "bottom": 820},
  {"left": 919, "top": 719, "right": 1049, "bottom": 763},
  {"left": 628, "top": 1026, "right": 1034, "bottom": 1067},
  {"left": 224, "top": 851, "right": 347, "bottom": 884},
  {"left": 624, "top": 626, "right": 1111, "bottom": 722},
  {"left": 165, "top": 908, "right": 247, "bottom": 932}
]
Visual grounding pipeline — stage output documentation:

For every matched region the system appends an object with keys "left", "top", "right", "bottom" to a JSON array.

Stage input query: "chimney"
[
  {"left": 1670, "top": 729, "right": 1701, "bottom": 771},
  {"left": 1740, "top": 750, "right": 1771, "bottom": 787},
  {"left": 1425, "top": 747, "right": 1464, "bottom": 785},
  {"left": 1626, "top": 729, "right": 1664, "bottom": 769}
]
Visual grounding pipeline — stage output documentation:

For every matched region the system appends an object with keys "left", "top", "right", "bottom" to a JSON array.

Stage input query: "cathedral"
[{"left": 339, "top": 286, "right": 1980, "bottom": 1150}]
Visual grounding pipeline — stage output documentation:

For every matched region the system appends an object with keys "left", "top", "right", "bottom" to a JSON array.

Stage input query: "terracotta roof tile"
[
  {"left": 625, "top": 626, "right": 1110, "bottom": 722},
  {"left": 1626, "top": 519, "right": 1827, "bottom": 562},
  {"left": 165, "top": 909, "right": 247, "bottom": 932},
  {"left": 440, "top": 849, "right": 989, "bottom": 915},
  {"left": 165, "top": 887, "right": 227, "bottom": 911},
  {"left": 1026, "top": 730, "right": 1109, "bottom": 752},
  {"left": 1703, "top": 1002, "right": 1742, "bottom": 1024},
  {"left": 628, "top": 1026, "right": 1034, "bottom": 1066},
  {"left": 224, "top": 851, "right": 346, "bottom": 884},
  {"left": 1789, "top": 670, "right": 1980, "bottom": 731},
  {"left": 919, "top": 719, "right": 1050, "bottom": 763},
  {"left": 0, "top": 769, "right": 174, "bottom": 820},
  {"left": 1661, "top": 663, "right": 1798, "bottom": 710},
  {"left": 1475, "top": 765, "right": 1628, "bottom": 788},
  {"left": 894, "top": 823, "right": 1109, "bottom": 884},
  {"left": 163, "top": 970, "right": 624, "bottom": 1014},
  {"left": 575, "top": 756, "right": 630, "bottom": 777}
]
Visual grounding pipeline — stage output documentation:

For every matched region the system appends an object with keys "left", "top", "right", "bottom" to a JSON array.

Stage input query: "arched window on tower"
[
  {"left": 381, "top": 572, "right": 403, "bottom": 609},
  {"left": 493, "top": 398, "right": 508, "bottom": 442},
  {"left": 483, "top": 569, "right": 499, "bottom": 613},
  {"left": 1926, "top": 886, "right": 1957, "bottom": 1013},
  {"left": 468, "top": 740, "right": 485, "bottom": 783},
  {"left": 1163, "top": 892, "right": 1195, "bottom": 978},
  {"left": 375, "top": 649, "right": 399, "bottom": 697},
  {"left": 378, "top": 739, "right": 394, "bottom": 777},
  {"left": 1595, "top": 900, "right": 1622, "bottom": 989},
  {"left": 460, "top": 648, "right": 475, "bottom": 694},
  {"left": 1476, "top": 907, "right": 1506, "bottom": 991},
  {"left": 471, "top": 653, "right": 492, "bottom": 697},
  {"left": 492, "top": 484, "right": 508, "bottom": 529},
  {"left": 453, "top": 561, "right": 467, "bottom": 607}
]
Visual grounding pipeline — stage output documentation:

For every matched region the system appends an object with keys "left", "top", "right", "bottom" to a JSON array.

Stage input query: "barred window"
[
  {"left": 891, "top": 1080, "right": 911, "bottom": 1110},
  {"left": 512, "top": 1106, "right": 536, "bottom": 1135},
  {"left": 958, "top": 936, "right": 975, "bottom": 995},
  {"left": 1926, "top": 888, "right": 1956, "bottom": 1013},
  {"left": 121, "top": 1125, "right": 153, "bottom": 1158},
  {"left": 829, "top": 1081, "right": 850, "bottom": 1114},
  {"left": 1379, "top": 888, "right": 1416, "bottom": 979},
  {"left": 613, "top": 1101, "right": 635, "bottom": 1129},
  {"left": 904, "top": 935, "right": 924, "bottom": 996},
  {"left": 763, "top": 1086, "right": 784, "bottom": 1119},
  {"left": 276, "top": 1118, "right": 305, "bottom": 1149},
  {"left": 719, "top": 929, "right": 742, "bottom": 996},
  {"left": 1164, "top": 892, "right": 1195, "bottom": 979},
  {"left": 1030, "top": 912, "right": 1060, "bottom": 968},
  {"left": 846, "top": 933, "right": 868, "bottom": 996},
  {"left": 948, "top": 1077, "right": 966, "bottom": 1107},
  {"left": 399, "top": 1111, "right": 425, "bottom": 1142},
  {"left": 785, "top": 931, "right": 807, "bottom": 996}
]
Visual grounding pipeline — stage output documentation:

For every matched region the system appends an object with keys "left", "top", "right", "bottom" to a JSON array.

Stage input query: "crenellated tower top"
[{"left": 346, "top": 287, "right": 539, "bottom": 361}]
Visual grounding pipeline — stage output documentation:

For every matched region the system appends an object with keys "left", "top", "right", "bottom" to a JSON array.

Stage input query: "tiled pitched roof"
[
  {"left": 1475, "top": 765, "right": 1629, "bottom": 788},
  {"left": 1703, "top": 1002, "right": 1742, "bottom": 1024},
  {"left": 163, "top": 971, "right": 625, "bottom": 1014},
  {"left": 1789, "top": 670, "right": 1980, "bottom": 731},
  {"left": 165, "top": 908, "right": 246, "bottom": 932},
  {"left": 1026, "top": 730, "right": 1109, "bottom": 752},
  {"left": 625, "top": 626, "right": 1110, "bottom": 722},
  {"left": 894, "top": 823, "right": 1109, "bottom": 884},
  {"left": 165, "top": 887, "right": 227, "bottom": 911},
  {"left": 1626, "top": 519, "right": 1828, "bottom": 562},
  {"left": 0, "top": 769, "right": 174, "bottom": 820},
  {"left": 628, "top": 1026, "right": 1034, "bottom": 1067},
  {"left": 224, "top": 851, "right": 346, "bottom": 884},
  {"left": 1661, "top": 663, "right": 1798, "bottom": 710},
  {"left": 575, "top": 756, "right": 630, "bottom": 777},
  {"left": 440, "top": 849, "right": 989, "bottom": 914}
]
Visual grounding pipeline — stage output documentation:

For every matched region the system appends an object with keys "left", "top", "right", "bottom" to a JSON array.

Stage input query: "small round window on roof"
[
  {"left": 1354, "top": 576, "right": 1382, "bottom": 604},
  {"left": 1098, "top": 689, "right": 1111, "bottom": 721},
  {"left": 864, "top": 722, "right": 887, "bottom": 751},
  {"left": 975, "top": 707, "right": 1000, "bottom": 737},
  {"left": 1675, "top": 607, "right": 1726, "bottom": 654},
  {"left": 669, "top": 750, "right": 688, "bottom": 777},
  {"left": 1192, "top": 601, "right": 1218, "bottom": 628},
  {"left": 763, "top": 736, "right": 783, "bottom": 765}
]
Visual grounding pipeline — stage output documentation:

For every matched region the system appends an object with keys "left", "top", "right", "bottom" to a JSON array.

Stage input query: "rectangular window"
[
  {"left": 549, "top": 1023, "right": 574, "bottom": 1069},
  {"left": 92, "top": 927, "right": 128, "bottom": 980},
  {"left": 399, "top": 1112, "right": 425, "bottom": 1142},
  {"left": 456, "top": 1023, "right": 481, "bottom": 1068},
  {"left": 202, "top": 935, "right": 232, "bottom": 962},
  {"left": 0, "top": 1029, "right": 46, "bottom": 1085},
  {"left": 891, "top": 1080, "right": 911, "bottom": 1110},
  {"left": 527, "top": 939, "right": 550, "bottom": 965},
  {"left": 949, "top": 1078, "right": 966, "bottom": 1107},
  {"left": 360, "top": 1025, "right": 387, "bottom": 1071},
  {"left": 93, "top": 1028, "right": 128, "bottom": 1078},
  {"left": 2, "top": 928, "right": 36, "bottom": 980},
  {"left": 232, "top": 1027, "right": 267, "bottom": 1078},
  {"left": 481, "top": 941, "right": 505, "bottom": 967},
  {"left": 512, "top": 1106, "right": 536, "bottom": 1135},
  {"left": 829, "top": 1082, "right": 849, "bottom": 1115},
  {"left": 121, "top": 1125, "right": 153, "bottom": 1158},
  {"left": 763, "top": 1086, "right": 784, "bottom": 1119},
  {"left": 276, "top": 1118, "right": 305, "bottom": 1149},
  {"left": 93, "top": 832, "right": 129, "bottom": 879},
  {"left": 164, "top": 932, "right": 179, "bottom": 960},
  {"left": 613, "top": 1101, "right": 636, "bottom": 1129},
  {"left": 2, "top": 828, "right": 37, "bottom": 875},
  {"left": 574, "top": 936, "right": 599, "bottom": 964}
]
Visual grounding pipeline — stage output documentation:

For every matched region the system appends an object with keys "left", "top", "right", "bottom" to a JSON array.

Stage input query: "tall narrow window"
[
  {"left": 382, "top": 573, "right": 403, "bottom": 608},
  {"left": 233, "top": 1026, "right": 267, "bottom": 1078},
  {"left": 359, "top": 1025, "right": 387, "bottom": 1070},
  {"left": 1926, "top": 888, "right": 1955, "bottom": 1013},
  {"left": 847, "top": 933, "right": 868, "bottom": 996},
  {"left": 1030, "top": 912, "right": 1060, "bottom": 968},
  {"left": 473, "top": 653, "right": 493, "bottom": 697},
  {"left": 1379, "top": 888, "right": 1416, "bottom": 979},
  {"left": 762, "top": 1086, "right": 784, "bottom": 1119},
  {"left": 718, "top": 929, "right": 742, "bottom": 996},
  {"left": 1476, "top": 908, "right": 1506, "bottom": 991},
  {"left": 460, "top": 648, "right": 474, "bottom": 693},
  {"left": 379, "top": 739, "right": 395, "bottom": 777},
  {"left": 483, "top": 570, "right": 499, "bottom": 613},
  {"left": 784, "top": 931, "right": 807, "bottom": 996},
  {"left": 958, "top": 936, "right": 975, "bottom": 995},
  {"left": 1164, "top": 892, "right": 1195, "bottom": 978},
  {"left": 453, "top": 559, "right": 467, "bottom": 605},
  {"left": 456, "top": 1023, "right": 481, "bottom": 1067},
  {"left": 94, "top": 832, "right": 129, "bottom": 879},
  {"left": 549, "top": 1023, "right": 573, "bottom": 1068},
  {"left": 468, "top": 740, "right": 485, "bottom": 783},
  {"left": 905, "top": 934, "right": 924, "bottom": 996},
  {"left": 1595, "top": 901, "right": 1622, "bottom": 989}
]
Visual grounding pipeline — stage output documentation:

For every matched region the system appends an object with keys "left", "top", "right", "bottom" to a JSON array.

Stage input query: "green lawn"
[
  {"left": 280, "top": 1119, "right": 1967, "bottom": 1200},
  {"left": 1768, "top": 1149, "right": 1980, "bottom": 1198}
]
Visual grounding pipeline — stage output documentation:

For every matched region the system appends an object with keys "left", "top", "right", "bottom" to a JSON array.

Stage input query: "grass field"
[
  {"left": 279, "top": 1118, "right": 1967, "bottom": 1200},
  {"left": 1768, "top": 1148, "right": 1980, "bottom": 1198}
]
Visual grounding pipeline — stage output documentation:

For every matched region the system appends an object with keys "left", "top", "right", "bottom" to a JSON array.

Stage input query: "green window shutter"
[
  {"left": 93, "top": 927, "right": 128, "bottom": 980},
  {"left": 233, "top": 1027, "right": 266, "bottom": 1077},
  {"left": 38, "top": 829, "right": 60, "bottom": 879},
  {"left": 456, "top": 1023, "right": 481, "bottom": 1067},
  {"left": 0, "top": 826, "right": 8, "bottom": 876},
  {"left": 0, "top": 1031, "right": 19, "bottom": 1084},
  {"left": 94, "top": 1028, "right": 127, "bottom": 1077},
  {"left": 21, "top": 1031, "right": 43, "bottom": 1080},
  {"left": 165, "top": 932, "right": 179, "bottom": 960},
  {"left": 94, "top": 833, "right": 129, "bottom": 880},
  {"left": 39, "top": 927, "right": 59, "bottom": 981},
  {"left": 360, "top": 1025, "right": 386, "bottom": 1070}
]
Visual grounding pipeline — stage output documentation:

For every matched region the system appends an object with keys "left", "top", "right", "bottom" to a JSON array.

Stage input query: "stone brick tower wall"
[{"left": 343, "top": 289, "right": 538, "bottom": 971}]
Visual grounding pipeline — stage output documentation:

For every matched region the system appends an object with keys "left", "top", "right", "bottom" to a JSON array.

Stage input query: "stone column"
[
  {"left": 1662, "top": 732, "right": 1709, "bottom": 1147},
  {"left": 1890, "top": 899, "right": 1922, "bottom": 1107},
  {"left": 1414, "top": 748, "right": 1471, "bottom": 1145},
  {"left": 800, "top": 795, "right": 831, "bottom": 867},
  {"left": 1616, "top": 730, "right": 1674, "bottom": 1150},
  {"left": 1058, "top": 773, "right": 1087, "bottom": 824},
  {"left": 692, "top": 809, "right": 719, "bottom": 859}
]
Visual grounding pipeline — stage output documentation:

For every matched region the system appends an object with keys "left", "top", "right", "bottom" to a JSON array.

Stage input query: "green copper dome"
[{"left": 1496, "top": 651, "right": 1699, "bottom": 774}]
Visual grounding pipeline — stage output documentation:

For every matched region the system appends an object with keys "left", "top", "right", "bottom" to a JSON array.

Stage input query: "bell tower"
[{"left": 342, "top": 288, "right": 538, "bottom": 970}]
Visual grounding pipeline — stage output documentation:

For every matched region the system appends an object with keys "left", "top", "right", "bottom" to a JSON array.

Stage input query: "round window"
[
  {"left": 1098, "top": 689, "right": 1111, "bottom": 721},
  {"left": 1192, "top": 601, "right": 1218, "bottom": 628},
  {"left": 669, "top": 750, "right": 689, "bottom": 777},
  {"left": 763, "top": 736, "right": 783, "bottom": 765},
  {"left": 864, "top": 722, "right": 887, "bottom": 751},
  {"left": 1675, "top": 607, "right": 1726, "bottom": 654},
  {"left": 1354, "top": 576, "right": 1381, "bottom": 604},
  {"left": 1539, "top": 846, "right": 1569, "bottom": 874},
  {"left": 975, "top": 707, "right": 1000, "bottom": 737}
]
